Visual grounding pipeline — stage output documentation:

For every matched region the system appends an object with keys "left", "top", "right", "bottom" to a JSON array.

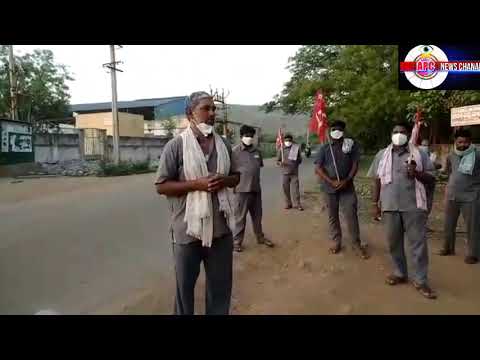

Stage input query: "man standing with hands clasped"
[
  {"left": 155, "top": 91, "right": 240, "bottom": 315},
  {"left": 277, "top": 134, "right": 304, "bottom": 211},
  {"left": 231, "top": 125, "right": 274, "bottom": 252},
  {"left": 367, "top": 122, "right": 436, "bottom": 299},
  {"left": 315, "top": 120, "right": 369, "bottom": 259}
]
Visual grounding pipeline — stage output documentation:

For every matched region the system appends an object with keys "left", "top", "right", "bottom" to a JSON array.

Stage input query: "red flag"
[
  {"left": 275, "top": 127, "right": 284, "bottom": 150},
  {"left": 309, "top": 91, "right": 329, "bottom": 142},
  {"left": 410, "top": 108, "right": 422, "bottom": 146}
]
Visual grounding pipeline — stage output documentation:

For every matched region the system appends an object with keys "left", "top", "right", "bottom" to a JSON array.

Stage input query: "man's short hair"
[
  {"left": 185, "top": 91, "right": 212, "bottom": 116},
  {"left": 330, "top": 120, "right": 346, "bottom": 130},
  {"left": 284, "top": 133, "right": 293, "bottom": 140},
  {"left": 240, "top": 125, "right": 256, "bottom": 136},
  {"left": 392, "top": 121, "right": 412, "bottom": 133},
  {"left": 454, "top": 128, "right": 472, "bottom": 139}
]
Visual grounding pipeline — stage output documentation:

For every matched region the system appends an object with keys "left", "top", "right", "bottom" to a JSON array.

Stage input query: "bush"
[
  {"left": 259, "top": 143, "right": 277, "bottom": 159},
  {"left": 98, "top": 161, "right": 153, "bottom": 177},
  {"left": 260, "top": 133, "right": 277, "bottom": 143}
]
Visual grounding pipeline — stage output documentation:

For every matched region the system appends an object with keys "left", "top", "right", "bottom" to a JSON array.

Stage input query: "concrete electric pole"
[
  {"left": 103, "top": 45, "right": 123, "bottom": 165},
  {"left": 8, "top": 45, "right": 18, "bottom": 121}
]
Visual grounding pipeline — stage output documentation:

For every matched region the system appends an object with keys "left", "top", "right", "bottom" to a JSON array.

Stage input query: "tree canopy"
[
  {"left": 0, "top": 46, "right": 73, "bottom": 133},
  {"left": 264, "top": 45, "right": 480, "bottom": 150}
]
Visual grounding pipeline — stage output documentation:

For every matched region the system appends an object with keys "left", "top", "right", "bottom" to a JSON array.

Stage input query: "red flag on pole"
[
  {"left": 410, "top": 108, "right": 422, "bottom": 146},
  {"left": 276, "top": 127, "right": 284, "bottom": 163},
  {"left": 275, "top": 127, "right": 284, "bottom": 150},
  {"left": 309, "top": 91, "right": 329, "bottom": 142}
]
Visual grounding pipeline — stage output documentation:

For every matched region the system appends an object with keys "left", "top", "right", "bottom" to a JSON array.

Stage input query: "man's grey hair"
[{"left": 185, "top": 91, "right": 212, "bottom": 116}]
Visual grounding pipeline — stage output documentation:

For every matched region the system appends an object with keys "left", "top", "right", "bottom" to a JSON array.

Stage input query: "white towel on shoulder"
[
  {"left": 181, "top": 126, "right": 234, "bottom": 247},
  {"left": 288, "top": 144, "right": 300, "bottom": 161},
  {"left": 377, "top": 143, "right": 427, "bottom": 211}
]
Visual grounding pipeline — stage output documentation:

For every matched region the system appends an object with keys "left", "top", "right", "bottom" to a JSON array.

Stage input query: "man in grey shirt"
[
  {"left": 155, "top": 92, "right": 240, "bottom": 315},
  {"left": 231, "top": 125, "right": 274, "bottom": 252},
  {"left": 419, "top": 138, "right": 441, "bottom": 231},
  {"left": 277, "top": 134, "right": 304, "bottom": 211},
  {"left": 368, "top": 122, "right": 437, "bottom": 299},
  {"left": 315, "top": 120, "right": 368, "bottom": 259},
  {"left": 438, "top": 129, "right": 480, "bottom": 264}
]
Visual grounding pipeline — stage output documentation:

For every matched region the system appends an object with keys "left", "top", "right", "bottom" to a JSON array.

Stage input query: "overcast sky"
[{"left": 14, "top": 45, "right": 301, "bottom": 106}]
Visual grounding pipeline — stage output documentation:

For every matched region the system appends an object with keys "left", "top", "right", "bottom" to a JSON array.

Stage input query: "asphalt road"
[{"left": 0, "top": 156, "right": 315, "bottom": 314}]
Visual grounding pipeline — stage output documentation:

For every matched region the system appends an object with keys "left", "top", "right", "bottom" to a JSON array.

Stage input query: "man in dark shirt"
[
  {"left": 231, "top": 125, "right": 274, "bottom": 252},
  {"left": 315, "top": 120, "right": 368, "bottom": 259}
]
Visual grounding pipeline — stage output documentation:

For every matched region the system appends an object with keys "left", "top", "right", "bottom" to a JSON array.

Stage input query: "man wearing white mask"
[
  {"left": 155, "top": 91, "right": 240, "bottom": 315},
  {"left": 439, "top": 129, "right": 480, "bottom": 264},
  {"left": 315, "top": 120, "right": 368, "bottom": 259},
  {"left": 277, "top": 134, "right": 303, "bottom": 211},
  {"left": 367, "top": 122, "right": 437, "bottom": 299},
  {"left": 231, "top": 125, "right": 274, "bottom": 252}
]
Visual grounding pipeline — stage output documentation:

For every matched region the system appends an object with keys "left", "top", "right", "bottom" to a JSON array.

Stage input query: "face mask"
[
  {"left": 391, "top": 133, "right": 408, "bottom": 146},
  {"left": 419, "top": 145, "right": 429, "bottom": 153},
  {"left": 284, "top": 141, "right": 292, "bottom": 147},
  {"left": 242, "top": 136, "right": 254, "bottom": 146},
  {"left": 330, "top": 130, "right": 344, "bottom": 140},
  {"left": 455, "top": 144, "right": 471, "bottom": 155},
  {"left": 195, "top": 122, "right": 214, "bottom": 137}
]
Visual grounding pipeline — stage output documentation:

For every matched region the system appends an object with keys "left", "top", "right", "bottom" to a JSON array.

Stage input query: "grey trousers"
[
  {"left": 443, "top": 199, "right": 480, "bottom": 257},
  {"left": 283, "top": 174, "right": 301, "bottom": 207},
  {"left": 324, "top": 188, "right": 365, "bottom": 247},
  {"left": 233, "top": 192, "right": 264, "bottom": 245},
  {"left": 173, "top": 234, "right": 233, "bottom": 315},
  {"left": 383, "top": 211, "right": 429, "bottom": 285},
  {"left": 426, "top": 183, "right": 435, "bottom": 217}
]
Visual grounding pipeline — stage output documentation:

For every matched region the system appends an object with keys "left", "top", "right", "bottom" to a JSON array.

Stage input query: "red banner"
[
  {"left": 275, "top": 127, "right": 284, "bottom": 150},
  {"left": 309, "top": 91, "right": 329, "bottom": 142},
  {"left": 410, "top": 108, "right": 422, "bottom": 146}
]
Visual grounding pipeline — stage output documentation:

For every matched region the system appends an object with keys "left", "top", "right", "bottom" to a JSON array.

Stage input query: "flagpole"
[
  {"left": 280, "top": 127, "right": 284, "bottom": 164},
  {"left": 327, "top": 131, "right": 340, "bottom": 182}
]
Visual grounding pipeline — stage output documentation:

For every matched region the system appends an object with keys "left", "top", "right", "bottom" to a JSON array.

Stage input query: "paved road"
[{"left": 0, "top": 156, "right": 315, "bottom": 314}]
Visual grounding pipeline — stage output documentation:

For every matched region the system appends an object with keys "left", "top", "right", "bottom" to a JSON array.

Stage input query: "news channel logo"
[{"left": 399, "top": 45, "right": 480, "bottom": 90}]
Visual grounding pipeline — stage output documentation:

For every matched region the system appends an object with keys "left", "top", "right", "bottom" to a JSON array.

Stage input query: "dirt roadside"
[{"left": 116, "top": 178, "right": 480, "bottom": 315}]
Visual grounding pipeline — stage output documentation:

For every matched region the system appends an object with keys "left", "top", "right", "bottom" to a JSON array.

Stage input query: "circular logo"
[{"left": 404, "top": 45, "right": 448, "bottom": 89}]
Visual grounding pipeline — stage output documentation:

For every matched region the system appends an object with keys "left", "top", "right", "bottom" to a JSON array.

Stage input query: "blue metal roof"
[{"left": 70, "top": 96, "right": 187, "bottom": 113}]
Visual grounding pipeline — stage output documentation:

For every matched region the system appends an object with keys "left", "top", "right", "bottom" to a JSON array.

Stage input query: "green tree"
[
  {"left": 265, "top": 45, "right": 412, "bottom": 150},
  {"left": 0, "top": 46, "right": 73, "bottom": 133},
  {"left": 163, "top": 116, "right": 177, "bottom": 137},
  {"left": 266, "top": 45, "right": 480, "bottom": 150}
]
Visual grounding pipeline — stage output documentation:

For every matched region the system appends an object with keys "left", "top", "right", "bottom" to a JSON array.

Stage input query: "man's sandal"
[
  {"left": 329, "top": 245, "right": 341, "bottom": 255},
  {"left": 233, "top": 244, "right": 243, "bottom": 253},
  {"left": 411, "top": 281, "right": 437, "bottom": 299},
  {"left": 260, "top": 239, "right": 274, "bottom": 248},
  {"left": 385, "top": 274, "right": 408, "bottom": 286},
  {"left": 355, "top": 245, "right": 370, "bottom": 260},
  {"left": 437, "top": 248, "right": 455, "bottom": 256}
]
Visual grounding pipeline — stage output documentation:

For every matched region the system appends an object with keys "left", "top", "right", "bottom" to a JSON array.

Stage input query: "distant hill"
[{"left": 221, "top": 104, "right": 310, "bottom": 136}]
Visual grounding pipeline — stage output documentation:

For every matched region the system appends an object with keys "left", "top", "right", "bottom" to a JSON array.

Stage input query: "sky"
[{"left": 13, "top": 45, "right": 301, "bottom": 106}]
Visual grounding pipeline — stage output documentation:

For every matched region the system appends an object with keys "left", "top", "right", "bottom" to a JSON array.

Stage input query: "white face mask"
[
  {"left": 391, "top": 133, "right": 408, "bottom": 146},
  {"left": 330, "top": 130, "right": 344, "bottom": 140},
  {"left": 284, "top": 141, "right": 292, "bottom": 148},
  {"left": 242, "top": 136, "right": 254, "bottom": 146},
  {"left": 195, "top": 122, "right": 214, "bottom": 137}
]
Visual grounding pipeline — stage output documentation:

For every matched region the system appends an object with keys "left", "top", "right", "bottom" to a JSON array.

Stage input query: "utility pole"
[
  {"left": 210, "top": 87, "right": 230, "bottom": 137},
  {"left": 8, "top": 45, "right": 18, "bottom": 121},
  {"left": 103, "top": 45, "right": 123, "bottom": 165}
]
